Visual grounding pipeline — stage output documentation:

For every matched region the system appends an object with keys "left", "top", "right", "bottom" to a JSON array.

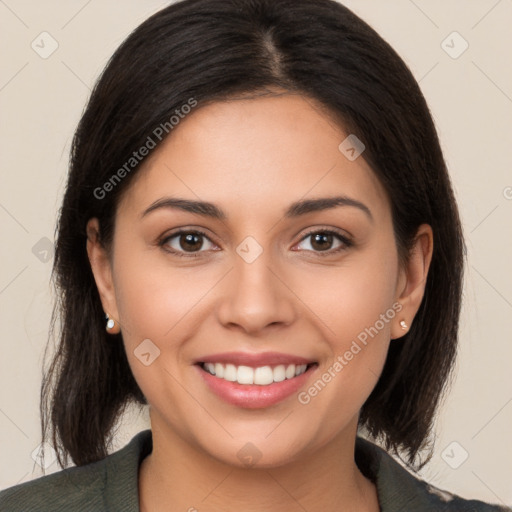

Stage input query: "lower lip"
[{"left": 196, "top": 364, "right": 317, "bottom": 409}]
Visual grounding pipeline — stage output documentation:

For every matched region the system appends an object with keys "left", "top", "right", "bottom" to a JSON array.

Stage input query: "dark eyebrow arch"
[
  {"left": 285, "top": 196, "right": 373, "bottom": 221},
  {"left": 141, "top": 198, "right": 227, "bottom": 220},
  {"left": 141, "top": 195, "right": 373, "bottom": 222}
]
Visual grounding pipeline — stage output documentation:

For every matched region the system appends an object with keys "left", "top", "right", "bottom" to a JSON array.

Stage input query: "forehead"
[{"left": 118, "top": 94, "right": 390, "bottom": 222}]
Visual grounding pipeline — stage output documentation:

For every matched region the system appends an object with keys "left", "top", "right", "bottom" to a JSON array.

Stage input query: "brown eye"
[
  {"left": 161, "top": 230, "right": 216, "bottom": 257},
  {"left": 178, "top": 232, "right": 204, "bottom": 252},
  {"left": 296, "top": 229, "right": 352, "bottom": 255},
  {"left": 310, "top": 232, "right": 335, "bottom": 251}
]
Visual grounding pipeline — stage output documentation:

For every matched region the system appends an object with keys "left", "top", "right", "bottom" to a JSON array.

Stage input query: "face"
[{"left": 88, "top": 92, "right": 431, "bottom": 468}]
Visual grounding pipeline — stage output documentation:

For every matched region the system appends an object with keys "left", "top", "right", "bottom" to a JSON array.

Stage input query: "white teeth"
[
  {"left": 202, "top": 362, "right": 310, "bottom": 385},
  {"left": 224, "top": 364, "right": 237, "bottom": 381},
  {"left": 254, "top": 366, "right": 274, "bottom": 385},
  {"left": 273, "top": 365, "right": 286, "bottom": 382},
  {"left": 214, "top": 363, "right": 224, "bottom": 378},
  {"left": 295, "top": 364, "right": 307, "bottom": 376},
  {"left": 285, "top": 364, "right": 296, "bottom": 379},
  {"left": 237, "top": 365, "right": 254, "bottom": 384}
]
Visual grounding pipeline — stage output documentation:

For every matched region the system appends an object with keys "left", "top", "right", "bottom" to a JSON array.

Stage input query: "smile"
[
  {"left": 196, "top": 358, "right": 318, "bottom": 408},
  {"left": 201, "top": 362, "right": 310, "bottom": 386}
]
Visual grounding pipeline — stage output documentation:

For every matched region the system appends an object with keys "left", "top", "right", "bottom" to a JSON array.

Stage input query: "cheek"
[
  {"left": 304, "top": 238, "right": 399, "bottom": 343},
  {"left": 112, "top": 248, "right": 214, "bottom": 343},
  {"left": 110, "top": 248, "right": 224, "bottom": 403},
  {"left": 295, "top": 238, "right": 398, "bottom": 414},
  {"left": 110, "top": 254, "right": 203, "bottom": 407}
]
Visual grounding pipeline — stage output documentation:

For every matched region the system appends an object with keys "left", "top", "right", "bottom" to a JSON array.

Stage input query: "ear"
[
  {"left": 391, "top": 224, "right": 433, "bottom": 340},
  {"left": 86, "top": 218, "right": 120, "bottom": 326}
]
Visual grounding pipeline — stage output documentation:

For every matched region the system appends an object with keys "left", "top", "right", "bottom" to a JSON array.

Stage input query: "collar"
[{"left": 106, "top": 429, "right": 505, "bottom": 512}]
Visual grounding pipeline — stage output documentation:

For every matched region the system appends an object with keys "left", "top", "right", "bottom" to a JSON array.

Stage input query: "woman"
[{"left": 0, "top": 0, "right": 509, "bottom": 510}]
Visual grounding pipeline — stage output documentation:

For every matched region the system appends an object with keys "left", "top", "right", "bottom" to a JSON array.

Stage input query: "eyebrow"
[{"left": 141, "top": 195, "right": 373, "bottom": 222}]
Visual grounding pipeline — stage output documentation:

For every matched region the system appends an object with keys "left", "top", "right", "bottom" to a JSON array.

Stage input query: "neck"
[{"left": 138, "top": 414, "right": 379, "bottom": 512}]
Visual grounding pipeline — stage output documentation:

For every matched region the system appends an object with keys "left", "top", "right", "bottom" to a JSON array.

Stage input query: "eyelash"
[{"left": 159, "top": 228, "right": 353, "bottom": 259}]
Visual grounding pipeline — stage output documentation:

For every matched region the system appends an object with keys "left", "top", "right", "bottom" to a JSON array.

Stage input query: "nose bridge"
[{"left": 216, "top": 236, "right": 295, "bottom": 333}]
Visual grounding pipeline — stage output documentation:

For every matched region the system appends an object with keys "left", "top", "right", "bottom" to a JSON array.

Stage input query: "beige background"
[{"left": 1, "top": 0, "right": 511, "bottom": 505}]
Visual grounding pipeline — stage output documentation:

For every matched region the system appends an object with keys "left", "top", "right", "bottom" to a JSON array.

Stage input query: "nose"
[{"left": 216, "top": 248, "right": 296, "bottom": 335}]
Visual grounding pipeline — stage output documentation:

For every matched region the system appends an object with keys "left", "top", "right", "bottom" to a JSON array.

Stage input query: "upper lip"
[{"left": 195, "top": 351, "right": 316, "bottom": 367}]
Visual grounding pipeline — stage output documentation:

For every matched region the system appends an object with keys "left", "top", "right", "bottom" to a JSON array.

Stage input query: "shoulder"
[
  {"left": 0, "top": 429, "right": 152, "bottom": 512},
  {"left": 355, "top": 436, "right": 511, "bottom": 512},
  {"left": 0, "top": 457, "right": 107, "bottom": 512}
]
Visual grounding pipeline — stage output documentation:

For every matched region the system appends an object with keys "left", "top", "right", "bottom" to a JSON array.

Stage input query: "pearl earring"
[
  {"left": 400, "top": 320, "right": 408, "bottom": 330},
  {"left": 105, "top": 313, "right": 120, "bottom": 334}
]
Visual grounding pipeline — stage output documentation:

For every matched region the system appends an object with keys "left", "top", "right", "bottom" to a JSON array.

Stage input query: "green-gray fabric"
[{"left": 0, "top": 429, "right": 509, "bottom": 511}]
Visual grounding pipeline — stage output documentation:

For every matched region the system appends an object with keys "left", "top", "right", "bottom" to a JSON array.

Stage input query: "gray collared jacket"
[{"left": 0, "top": 429, "right": 509, "bottom": 511}]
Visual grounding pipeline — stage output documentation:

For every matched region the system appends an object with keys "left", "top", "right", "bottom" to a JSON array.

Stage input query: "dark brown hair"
[{"left": 41, "top": 0, "right": 464, "bottom": 471}]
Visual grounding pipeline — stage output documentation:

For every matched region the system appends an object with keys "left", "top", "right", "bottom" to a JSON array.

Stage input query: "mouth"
[
  {"left": 198, "top": 361, "right": 317, "bottom": 386},
  {"left": 194, "top": 356, "right": 319, "bottom": 409}
]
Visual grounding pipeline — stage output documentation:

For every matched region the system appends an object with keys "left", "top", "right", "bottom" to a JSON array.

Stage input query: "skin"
[{"left": 87, "top": 90, "right": 433, "bottom": 512}]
